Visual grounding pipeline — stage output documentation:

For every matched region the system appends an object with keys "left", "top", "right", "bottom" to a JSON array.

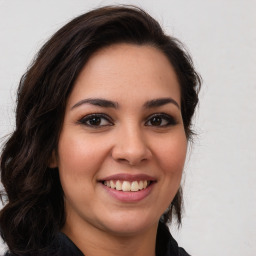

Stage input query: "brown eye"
[
  {"left": 145, "top": 113, "right": 177, "bottom": 127},
  {"left": 150, "top": 116, "right": 162, "bottom": 126},
  {"left": 79, "top": 114, "right": 113, "bottom": 127},
  {"left": 88, "top": 116, "right": 101, "bottom": 126}
]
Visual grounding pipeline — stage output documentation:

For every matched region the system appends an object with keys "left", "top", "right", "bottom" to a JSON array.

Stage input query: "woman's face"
[{"left": 52, "top": 43, "right": 187, "bottom": 236}]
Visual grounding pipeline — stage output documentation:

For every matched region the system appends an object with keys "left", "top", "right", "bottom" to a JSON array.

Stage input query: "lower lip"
[{"left": 101, "top": 182, "right": 155, "bottom": 202}]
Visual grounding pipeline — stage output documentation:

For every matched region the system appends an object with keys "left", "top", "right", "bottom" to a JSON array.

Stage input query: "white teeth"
[
  {"left": 131, "top": 181, "right": 139, "bottom": 192},
  {"left": 104, "top": 181, "right": 111, "bottom": 187},
  {"left": 138, "top": 181, "right": 144, "bottom": 190},
  {"left": 110, "top": 180, "right": 115, "bottom": 189},
  {"left": 116, "top": 180, "right": 122, "bottom": 190},
  {"left": 122, "top": 181, "right": 131, "bottom": 192},
  {"left": 103, "top": 180, "right": 151, "bottom": 192}
]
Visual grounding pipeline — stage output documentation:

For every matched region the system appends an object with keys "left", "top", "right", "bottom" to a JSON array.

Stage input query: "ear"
[{"left": 48, "top": 150, "right": 58, "bottom": 168}]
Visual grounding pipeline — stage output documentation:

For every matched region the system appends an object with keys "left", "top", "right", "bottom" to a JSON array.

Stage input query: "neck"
[{"left": 62, "top": 218, "right": 158, "bottom": 256}]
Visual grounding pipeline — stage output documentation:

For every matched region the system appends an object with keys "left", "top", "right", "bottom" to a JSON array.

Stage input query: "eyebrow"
[
  {"left": 71, "top": 98, "right": 119, "bottom": 110},
  {"left": 143, "top": 98, "right": 180, "bottom": 109},
  {"left": 71, "top": 97, "right": 180, "bottom": 110}
]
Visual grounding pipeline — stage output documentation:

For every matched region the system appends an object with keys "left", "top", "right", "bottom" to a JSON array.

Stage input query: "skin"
[{"left": 51, "top": 43, "right": 187, "bottom": 256}]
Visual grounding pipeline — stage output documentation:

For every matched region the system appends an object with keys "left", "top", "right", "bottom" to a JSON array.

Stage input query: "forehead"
[{"left": 67, "top": 43, "right": 181, "bottom": 107}]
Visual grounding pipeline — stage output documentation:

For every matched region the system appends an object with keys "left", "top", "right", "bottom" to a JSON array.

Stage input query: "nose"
[{"left": 111, "top": 125, "right": 152, "bottom": 166}]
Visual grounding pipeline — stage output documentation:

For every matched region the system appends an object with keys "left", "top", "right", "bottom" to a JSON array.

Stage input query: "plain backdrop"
[{"left": 0, "top": 0, "right": 255, "bottom": 255}]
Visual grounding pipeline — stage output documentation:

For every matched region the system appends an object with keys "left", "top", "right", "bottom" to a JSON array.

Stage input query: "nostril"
[
  {"left": 111, "top": 136, "right": 152, "bottom": 165},
  {"left": 122, "top": 158, "right": 136, "bottom": 166}
]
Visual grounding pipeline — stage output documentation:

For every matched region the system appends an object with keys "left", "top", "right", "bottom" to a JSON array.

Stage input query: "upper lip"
[{"left": 99, "top": 173, "right": 157, "bottom": 182}]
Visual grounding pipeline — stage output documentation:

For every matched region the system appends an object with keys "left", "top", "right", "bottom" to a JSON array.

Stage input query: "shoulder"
[
  {"left": 2, "top": 232, "right": 84, "bottom": 256},
  {"left": 54, "top": 232, "right": 84, "bottom": 256},
  {"left": 156, "top": 221, "right": 191, "bottom": 256},
  {"left": 4, "top": 224, "right": 189, "bottom": 256}
]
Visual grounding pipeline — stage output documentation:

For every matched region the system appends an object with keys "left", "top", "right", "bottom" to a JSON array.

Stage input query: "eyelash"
[
  {"left": 78, "top": 113, "right": 113, "bottom": 127},
  {"left": 145, "top": 113, "right": 178, "bottom": 127},
  {"left": 78, "top": 113, "right": 177, "bottom": 128}
]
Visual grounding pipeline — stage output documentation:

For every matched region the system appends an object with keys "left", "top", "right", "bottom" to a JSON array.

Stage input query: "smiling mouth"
[{"left": 102, "top": 180, "right": 153, "bottom": 192}]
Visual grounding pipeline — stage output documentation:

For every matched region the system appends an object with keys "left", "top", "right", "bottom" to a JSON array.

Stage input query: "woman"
[{"left": 0, "top": 5, "right": 201, "bottom": 256}]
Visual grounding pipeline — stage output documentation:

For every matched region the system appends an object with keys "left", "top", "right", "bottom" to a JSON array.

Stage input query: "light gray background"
[{"left": 0, "top": 0, "right": 255, "bottom": 255}]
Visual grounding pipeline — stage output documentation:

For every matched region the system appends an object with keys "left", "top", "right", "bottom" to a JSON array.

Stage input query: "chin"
[{"left": 99, "top": 212, "right": 158, "bottom": 236}]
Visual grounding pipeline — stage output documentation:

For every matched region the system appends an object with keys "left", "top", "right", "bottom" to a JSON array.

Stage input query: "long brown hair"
[{"left": 0, "top": 5, "right": 201, "bottom": 254}]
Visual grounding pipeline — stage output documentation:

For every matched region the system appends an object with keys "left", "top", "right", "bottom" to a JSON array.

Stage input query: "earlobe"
[{"left": 48, "top": 150, "right": 58, "bottom": 168}]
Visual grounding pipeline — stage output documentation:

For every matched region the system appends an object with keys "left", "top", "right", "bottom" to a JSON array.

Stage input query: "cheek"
[
  {"left": 57, "top": 132, "right": 97, "bottom": 199},
  {"left": 157, "top": 132, "right": 187, "bottom": 176},
  {"left": 58, "top": 136, "right": 86, "bottom": 172},
  {"left": 56, "top": 131, "right": 112, "bottom": 199},
  {"left": 57, "top": 131, "right": 104, "bottom": 172}
]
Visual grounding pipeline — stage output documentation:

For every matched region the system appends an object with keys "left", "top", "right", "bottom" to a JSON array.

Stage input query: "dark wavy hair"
[{"left": 0, "top": 5, "right": 201, "bottom": 254}]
